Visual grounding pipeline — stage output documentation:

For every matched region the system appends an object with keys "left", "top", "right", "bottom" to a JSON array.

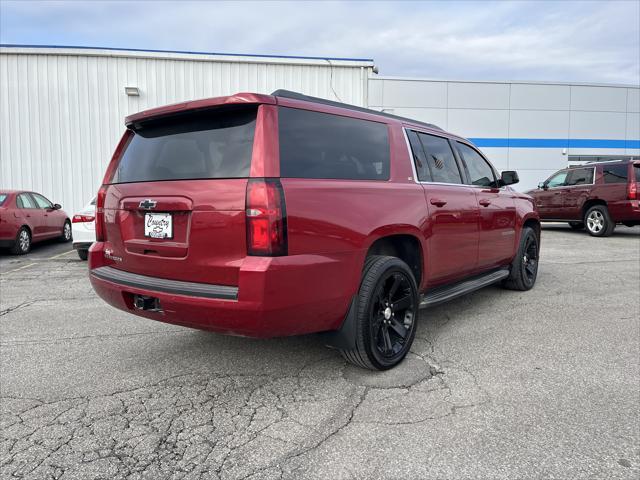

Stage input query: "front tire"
[
  {"left": 59, "top": 220, "right": 72, "bottom": 242},
  {"left": 11, "top": 227, "right": 31, "bottom": 255},
  {"left": 340, "top": 255, "right": 419, "bottom": 370},
  {"left": 503, "top": 226, "right": 539, "bottom": 291},
  {"left": 584, "top": 205, "right": 615, "bottom": 237}
]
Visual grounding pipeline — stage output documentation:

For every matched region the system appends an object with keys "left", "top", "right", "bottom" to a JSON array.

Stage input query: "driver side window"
[{"left": 546, "top": 171, "right": 568, "bottom": 188}]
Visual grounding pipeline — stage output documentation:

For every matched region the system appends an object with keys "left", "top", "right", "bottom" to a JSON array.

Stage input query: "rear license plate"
[{"left": 145, "top": 212, "right": 173, "bottom": 239}]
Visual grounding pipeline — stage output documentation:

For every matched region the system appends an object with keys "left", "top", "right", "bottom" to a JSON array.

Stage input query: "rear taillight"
[
  {"left": 245, "top": 179, "right": 287, "bottom": 256},
  {"left": 72, "top": 215, "right": 95, "bottom": 223},
  {"left": 95, "top": 185, "right": 107, "bottom": 242},
  {"left": 628, "top": 182, "right": 638, "bottom": 200}
]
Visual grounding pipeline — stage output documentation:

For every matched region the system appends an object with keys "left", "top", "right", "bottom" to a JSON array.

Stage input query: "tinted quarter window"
[
  {"left": 418, "top": 133, "right": 462, "bottom": 184},
  {"left": 406, "top": 130, "right": 431, "bottom": 181},
  {"left": 112, "top": 107, "right": 257, "bottom": 184},
  {"left": 17, "top": 194, "right": 36, "bottom": 209},
  {"left": 602, "top": 164, "right": 628, "bottom": 184},
  {"left": 32, "top": 193, "right": 53, "bottom": 209},
  {"left": 0, "top": 194, "right": 7, "bottom": 206},
  {"left": 278, "top": 107, "right": 390, "bottom": 180},
  {"left": 456, "top": 142, "right": 496, "bottom": 187},
  {"left": 566, "top": 168, "right": 594, "bottom": 186}
]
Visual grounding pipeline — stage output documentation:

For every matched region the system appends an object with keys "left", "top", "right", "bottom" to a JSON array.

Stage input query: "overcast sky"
[{"left": 1, "top": 0, "right": 638, "bottom": 85}]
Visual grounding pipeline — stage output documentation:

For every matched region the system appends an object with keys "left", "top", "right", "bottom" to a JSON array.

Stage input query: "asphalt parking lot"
[{"left": 1, "top": 225, "right": 639, "bottom": 480}]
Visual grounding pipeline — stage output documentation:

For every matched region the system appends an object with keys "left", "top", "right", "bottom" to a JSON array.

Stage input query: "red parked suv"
[
  {"left": 0, "top": 190, "right": 72, "bottom": 254},
  {"left": 89, "top": 90, "right": 540, "bottom": 370},
  {"left": 527, "top": 160, "right": 640, "bottom": 236}
]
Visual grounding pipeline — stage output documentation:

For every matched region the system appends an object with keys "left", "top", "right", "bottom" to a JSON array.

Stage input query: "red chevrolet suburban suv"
[
  {"left": 89, "top": 90, "right": 540, "bottom": 370},
  {"left": 527, "top": 160, "right": 640, "bottom": 236}
]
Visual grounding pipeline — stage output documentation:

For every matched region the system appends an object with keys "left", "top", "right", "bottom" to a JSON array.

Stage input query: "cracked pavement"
[{"left": 1, "top": 225, "right": 639, "bottom": 479}]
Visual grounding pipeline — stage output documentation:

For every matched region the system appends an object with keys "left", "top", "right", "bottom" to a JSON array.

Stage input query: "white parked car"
[{"left": 71, "top": 197, "right": 96, "bottom": 260}]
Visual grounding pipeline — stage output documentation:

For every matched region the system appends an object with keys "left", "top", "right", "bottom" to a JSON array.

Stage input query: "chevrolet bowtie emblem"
[{"left": 139, "top": 199, "right": 157, "bottom": 210}]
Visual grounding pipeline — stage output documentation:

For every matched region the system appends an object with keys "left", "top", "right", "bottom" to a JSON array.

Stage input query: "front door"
[
  {"left": 536, "top": 169, "right": 568, "bottom": 218},
  {"left": 30, "top": 193, "right": 59, "bottom": 237},
  {"left": 454, "top": 141, "right": 517, "bottom": 269}
]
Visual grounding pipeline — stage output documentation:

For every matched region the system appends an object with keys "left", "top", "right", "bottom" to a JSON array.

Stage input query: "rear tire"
[
  {"left": 340, "top": 255, "right": 419, "bottom": 370},
  {"left": 77, "top": 249, "right": 88, "bottom": 261},
  {"left": 569, "top": 221, "right": 584, "bottom": 230},
  {"left": 11, "top": 227, "right": 31, "bottom": 255},
  {"left": 503, "top": 226, "right": 539, "bottom": 291},
  {"left": 59, "top": 220, "right": 72, "bottom": 242},
  {"left": 584, "top": 205, "right": 615, "bottom": 237}
]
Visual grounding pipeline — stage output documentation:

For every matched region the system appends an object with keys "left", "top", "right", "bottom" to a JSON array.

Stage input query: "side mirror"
[
  {"left": 538, "top": 182, "right": 548, "bottom": 190},
  {"left": 53, "top": 203, "right": 62, "bottom": 210},
  {"left": 500, "top": 170, "right": 519, "bottom": 186}
]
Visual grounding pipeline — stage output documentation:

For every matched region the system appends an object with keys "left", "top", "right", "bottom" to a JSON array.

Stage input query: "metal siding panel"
[
  {"left": 628, "top": 88, "right": 640, "bottom": 113},
  {"left": 510, "top": 84, "right": 570, "bottom": 111},
  {"left": 448, "top": 82, "right": 510, "bottom": 110},
  {"left": 448, "top": 109, "right": 510, "bottom": 138},
  {"left": 509, "top": 110, "right": 570, "bottom": 138},
  {"left": 570, "top": 85, "right": 627, "bottom": 112},
  {"left": 569, "top": 111, "right": 627, "bottom": 139}
]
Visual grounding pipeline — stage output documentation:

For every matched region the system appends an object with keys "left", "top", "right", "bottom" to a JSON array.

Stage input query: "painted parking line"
[
  {"left": 3, "top": 263, "right": 38, "bottom": 275},
  {"left": 48, "top": 250, "right": 74, "bottom": 260}
]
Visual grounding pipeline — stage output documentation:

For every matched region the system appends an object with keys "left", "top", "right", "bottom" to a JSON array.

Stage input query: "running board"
[{"left": 419, "top": 269, "right": 509, "bottom": 309}]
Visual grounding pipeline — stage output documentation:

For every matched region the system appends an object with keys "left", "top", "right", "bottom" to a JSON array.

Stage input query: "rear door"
[
  {"left": 454, "top": 141, "right": 517, "bottom": 269},
  {"left": 407, "top": 130, "right": 479, "bottom": 284},
  {"left": 562, "top": 167, "right": 594, "bottom": 219},
  {"left": 102, "top": 105, "right": 259, "bottom": 286},
  {"left": 16, "top": 193, "right": 44, "bottom": 238}
]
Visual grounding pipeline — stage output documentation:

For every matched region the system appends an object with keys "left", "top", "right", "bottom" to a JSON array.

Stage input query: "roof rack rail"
[{"left": 271, "top": 89, "right": 443, "bottom": 131}]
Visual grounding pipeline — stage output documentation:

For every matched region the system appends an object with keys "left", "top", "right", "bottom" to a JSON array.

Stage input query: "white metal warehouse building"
[{"left": 1, "top": 45, "right": 638, "bottom": 214}]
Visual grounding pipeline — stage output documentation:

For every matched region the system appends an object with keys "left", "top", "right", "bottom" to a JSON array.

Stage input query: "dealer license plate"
[{"left": 144, "top": 212, "right": 173, "bottom": 239}]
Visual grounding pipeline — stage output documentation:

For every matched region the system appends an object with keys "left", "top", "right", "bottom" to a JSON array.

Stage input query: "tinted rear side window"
[
  {"left": 635, "top": 164, "right": 640, "bottom": 182},
  {"left": 602, "top": 164, "right": 628, "bottom": 184},
  {"left": 419, "top": 133, "right": 463, "bottom": 184},
  {"left": 112, "top": 107, "right": 257, "bottom": 184},
  {"left": 278, "top": 107, "right": 390, "bottom": 180}
]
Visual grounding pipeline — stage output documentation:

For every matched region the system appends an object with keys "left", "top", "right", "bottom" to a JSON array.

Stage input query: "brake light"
[
  {"left": 72, "top": 215, "right": 95, "bottom": 223},
  {"left": 95, "top": 185, "right": 107, "bottom": 242},
  {"left": 628, "top": 182, "right": 637, "bottom": 200},
  {"left": 245, "top": 179, "right": 287, "bottom": 256}
]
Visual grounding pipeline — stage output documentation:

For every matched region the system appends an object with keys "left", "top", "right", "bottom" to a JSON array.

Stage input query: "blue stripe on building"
[{"left": 468, "top": 138, "right": 640, "bottom": 149}]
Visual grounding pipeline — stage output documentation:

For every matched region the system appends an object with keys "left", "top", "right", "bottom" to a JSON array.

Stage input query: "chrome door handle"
[{"left": 430, "top": 199, "right": 447, "bottom": 207}]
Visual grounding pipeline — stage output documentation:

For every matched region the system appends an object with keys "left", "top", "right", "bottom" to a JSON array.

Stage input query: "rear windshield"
[
  {"left": 111, "top": 107, "right": 257, "bottom": 184},
  {"left": 0, "top": 194, "right": 7, "bottom": 206},
  {"left": 278, "top": 107, "right": 390, "bottom": 180}
]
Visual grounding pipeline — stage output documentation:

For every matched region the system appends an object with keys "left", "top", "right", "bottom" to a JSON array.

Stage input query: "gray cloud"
[{"left": 1, "top": 0, "right": 638, "bottom": 85}]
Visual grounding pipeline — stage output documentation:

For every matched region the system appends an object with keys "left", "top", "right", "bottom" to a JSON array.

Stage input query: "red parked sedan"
[{"left": 0, "top": 190, "right": 72, "bottom": 254}]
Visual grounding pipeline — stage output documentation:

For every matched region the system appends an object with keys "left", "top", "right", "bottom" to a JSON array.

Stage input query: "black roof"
[{"left": 271, "top": 89, "right": 443, "bottom": 131}]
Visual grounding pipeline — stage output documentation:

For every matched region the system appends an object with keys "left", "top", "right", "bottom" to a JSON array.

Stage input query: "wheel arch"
[
  {"left": 363, "top": 229, "right": 425, "bottom": 288},
  {"left": 582, "top": 198, "right": 607, "bottom": 217}
]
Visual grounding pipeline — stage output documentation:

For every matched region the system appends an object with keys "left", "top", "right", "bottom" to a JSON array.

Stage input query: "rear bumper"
[
  {"left": 88, "top": 242, "right": 360, "bottom": 337},
  {"left": 610, "top": 200, "right": 640, "bottom": 223},
  {"left": 73, "top": 242, "right": 93, "bottom": 251}
]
